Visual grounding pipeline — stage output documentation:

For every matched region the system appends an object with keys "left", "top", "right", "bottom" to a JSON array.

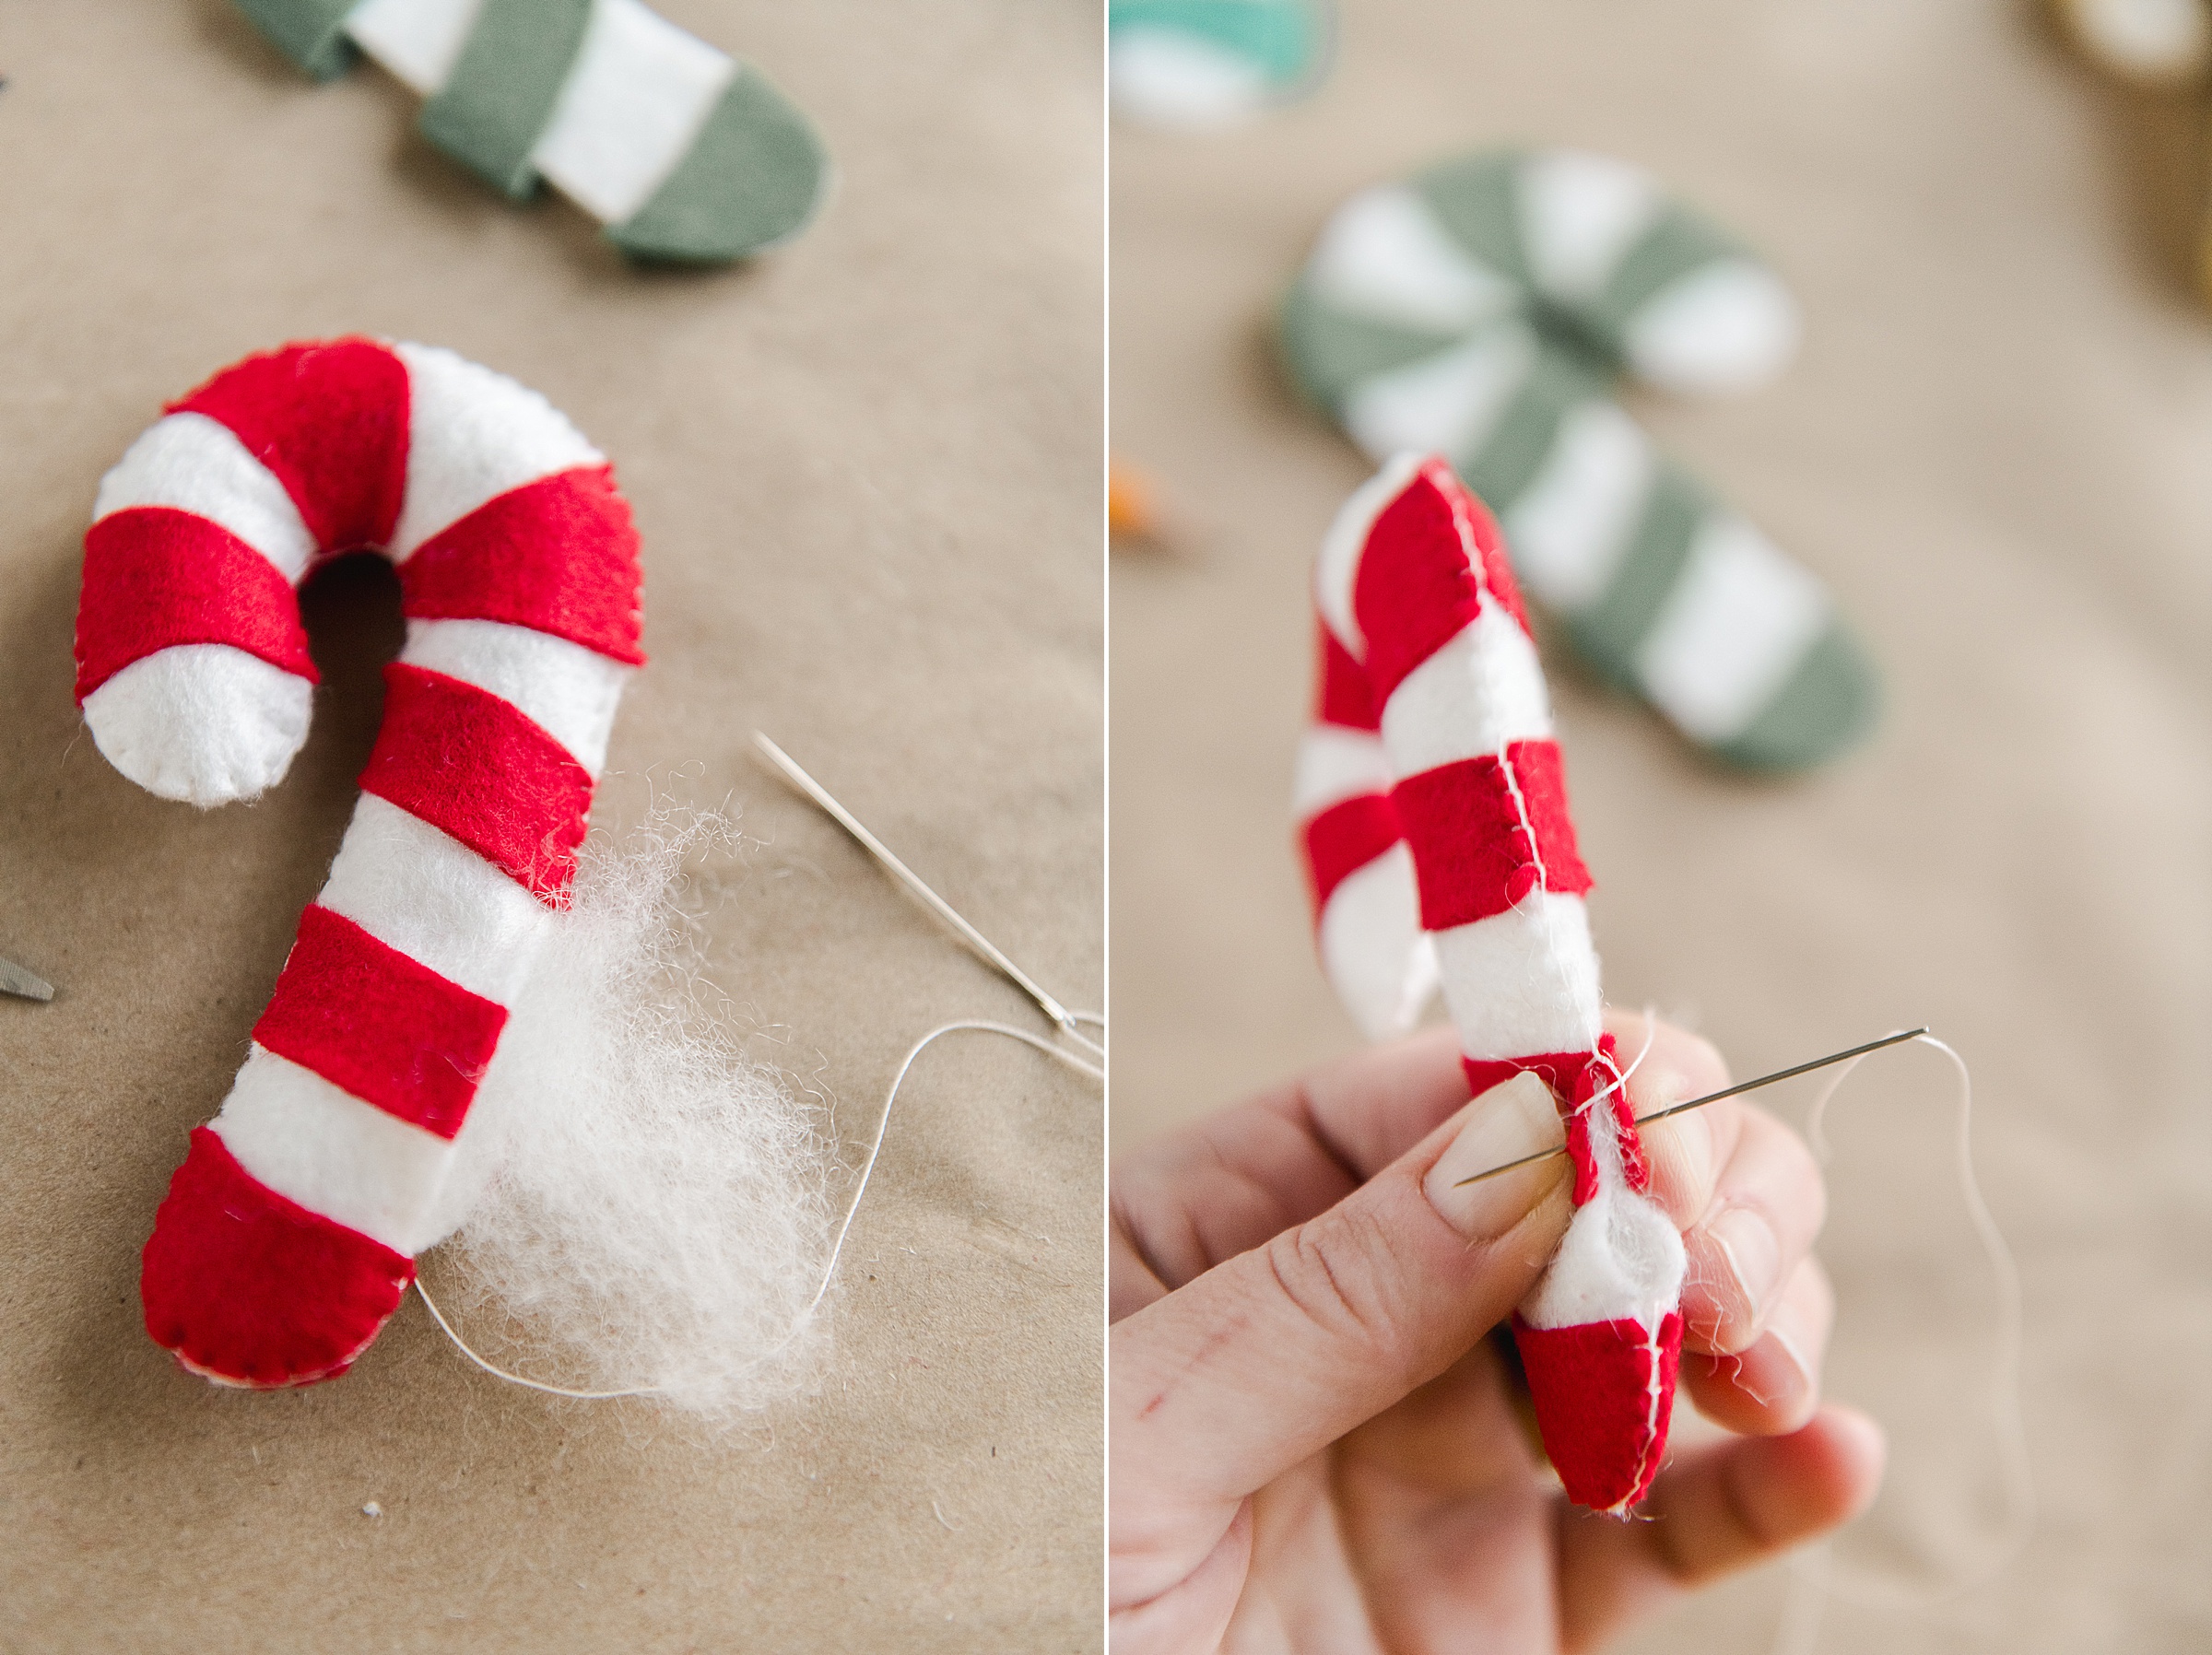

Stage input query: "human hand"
[{"left": 1109, "top": 1012, "right": 1885, "bottom": 1653}]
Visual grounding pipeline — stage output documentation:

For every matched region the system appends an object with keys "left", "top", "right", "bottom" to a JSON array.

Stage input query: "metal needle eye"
[
  {"left": 0, "top": 954, "right": 53, "bottom": 1002},
  {"left": 750, "top": 733, "right": 1077, "bottom": 1034}
]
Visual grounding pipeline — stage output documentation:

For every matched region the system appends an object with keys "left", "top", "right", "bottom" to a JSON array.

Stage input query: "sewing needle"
[
  {"left": 750, "top": 732, "right": 1077, "bottom": 1034},
  {"left": 0, "top": 954, "right": 53, "bottom": 1002},
  {"left": 1452, "top": 1027, "right": 1930, "bottom": 1187}
]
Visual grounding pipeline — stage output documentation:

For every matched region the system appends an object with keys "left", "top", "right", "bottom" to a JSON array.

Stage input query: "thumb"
[{"left": 1111, "top": 1074, "right": 1573, "bottom": 1594}]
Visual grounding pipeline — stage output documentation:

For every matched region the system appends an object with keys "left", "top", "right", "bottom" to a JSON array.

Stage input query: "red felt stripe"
[
  {"left": 141, "top": 1126, "right": 414, "bottom": 1389},
  {"left": 398, "top": 464, "right": 645, "bottom": 664},
  {"left": 1314, "top": 621, "right": 1379, "bottom": 731},
  {"left": 171, "top": 337, "right": 409, "bottom": 555},
  {"left": 1512, "top": 1309, "right": 1682, "bottom": 1512},
  {"left": 75, "top": 508, "right": 318, "bottom": 702},
  {"left": 1302, "top": 792, "right": 1403, "bottom": 916},
  {"left": 251, "top": 905, "right": 507, "bottom": 1140},
  {"left": 1352, "top": 468, "right": 1480, "bottom": 707},
  {"left": 1429, "top": 460, "right": 1530, "bottom": 636},
  {"left": 1351, "top": 460, "right": 1530, "bottom": 706},
  {"left": 1392, "top": 740, "right": 1592, "bottom": 931},
  {"left": 1462, "top": 1049, "right": 1600, "bottom": 1104},
  {"left": 1464, "top": 1032, "right": 1620, "bottom": 1206},
  {"left": 359, "top": 663, "right": 594, "bottom": 902}
]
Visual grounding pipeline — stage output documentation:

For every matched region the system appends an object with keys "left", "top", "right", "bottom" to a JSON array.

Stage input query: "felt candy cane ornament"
[
  {"left": 231, "top": 0, "right": 827, "bottom": 263},
  {"left": 76, "top": 337, "right": 642, "bottom": 1388},
  {"left": 1281, "top": 147, "right": 1879, "bottom": 772},
  {"left": 1300, "top": 453, "right": 1684, "bottom": 1512}
]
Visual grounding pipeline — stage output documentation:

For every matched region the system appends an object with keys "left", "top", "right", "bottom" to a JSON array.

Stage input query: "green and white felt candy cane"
[
  {"left": 1280, "top": 149, "right": 1878, "bottom": 771},
  {"left": 233, "top": 0, "right": 828, "bottom": 263}
]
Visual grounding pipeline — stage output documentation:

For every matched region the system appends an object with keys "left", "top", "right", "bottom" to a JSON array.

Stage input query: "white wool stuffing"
[{"left": 423, "top": 805, "right": 836, "bottom": 1414}]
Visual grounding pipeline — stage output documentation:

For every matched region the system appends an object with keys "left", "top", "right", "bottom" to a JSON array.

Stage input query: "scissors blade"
[{"left": 0, "top": 956, "right": 53, "bottom": 1002}]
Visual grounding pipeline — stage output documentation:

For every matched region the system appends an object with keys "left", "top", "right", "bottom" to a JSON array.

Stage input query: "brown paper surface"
[
  {"left": 1112, "top": 1, "right": 2212, "bottom": 1648},
  {"left": 0, "top": 3, "right": 1101, "bottom": 1649}
]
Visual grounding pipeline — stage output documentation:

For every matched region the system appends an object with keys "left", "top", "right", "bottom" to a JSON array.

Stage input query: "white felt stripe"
[
  {"left": 344, "top": 0, "right": 488, "bottom": 95},
  {"left": 1432, "top": 892, "right": 1604, "bottom": 1062},
  {"left": 1293, "top": 725, "right": 1393, "bottom": 818},
  {"left": 1319, "top": 844, "right": 1438, "bottom": 1042},
  {"left": 1315, "top": 452, "right": 1424, "bottom": 661},
  {"left": 530, "top": 0, "right": 735, "bottom": 224},
  {"left": 1503, "top": 400, "right": 1654, "bottom": 615},
  {"left": 1515, "top": 150, "right": 1663, "bottom": 303},
  {"left": 400, "top": 617, "right": 629, "bottom": 777},
  {"left": 316, "top": 792, "right": 553, "bottom": 1005},
  {"left": 1306, "top": 185, "right": 1519, "bottom": 335},
  {"left": 1521, "top": 1185, "right": 1686, "bottom": 1333},
  {"left": 213, "top": 1046, "right": 457, "bottom": 1256},
  {"left": 92, "top": 413, "right": 317, "bottom": 583},
  {"left": 1342, "top": 326, "right": 1539, "bottom": 467},
  {"left": 1624, "top": 259, "right": 1800, "bottom": 395},
  {"left": 388, "top": 341, "right": 603, "bottom": 560},
  {"left": 1377, "top": 606, "right": 1554, "bottom": 776},
  {"left": 81, "top": 645, "right": 314, "bottom": 809},
  {"left": 1634, "top": 516, "right": 1830, "bottom": 743}
]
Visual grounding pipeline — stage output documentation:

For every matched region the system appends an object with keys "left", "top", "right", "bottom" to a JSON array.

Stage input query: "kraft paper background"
[{"left": 0, "top": 3, "right": 1102, "bottom": 1649}]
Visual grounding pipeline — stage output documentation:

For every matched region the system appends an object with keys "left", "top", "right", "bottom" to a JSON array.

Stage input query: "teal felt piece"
[
  {"left": 1108, "top": 0, "right": 1321, "bottom": 86},
  {"left": 1108, "top": 0, "right": 1331, "bottom": 126}
]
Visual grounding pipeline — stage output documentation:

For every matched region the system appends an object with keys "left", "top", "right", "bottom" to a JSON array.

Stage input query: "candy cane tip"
[
  {"left": 140, "top": 1128, "right": 413, "bottom": 1389},
  {"left": 84, "top": 646, "right": 312, "bottom": 809},
  {"left": 1513, "top": 1309, "right": 1685, "bottom": 1513}
]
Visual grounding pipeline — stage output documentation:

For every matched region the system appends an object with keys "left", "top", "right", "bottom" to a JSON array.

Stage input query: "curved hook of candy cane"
[
  {"left": 100, "top": 338, "right": 647, "bottom": 1391},
  {"left": 1297, "top": 454, "right": 1440, "bottom": 1041},
  {"left": 77, "top": 335, "right": 641, "bottom": 807},
  {"left": 416, "top": 1014, "right": 1106, "bottom": 1403}
]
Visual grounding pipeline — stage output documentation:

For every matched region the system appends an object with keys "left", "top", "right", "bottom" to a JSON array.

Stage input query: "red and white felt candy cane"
[
  {"left": 75, "top": 336, "right": 643, "bottom": 1389},
  {"left": 1302, "top": 453, "right": 1685, "bottom": 1513}
]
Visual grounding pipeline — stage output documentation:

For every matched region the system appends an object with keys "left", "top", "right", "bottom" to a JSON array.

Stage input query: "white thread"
[
  {"left": 419, "top": 1014, "right": 1103, "bottom": 1400},
  {"left": 1584, "top": 1009, "right": 1658, "bottom": 1111},
  {"left": 1768, "top": 1032, "right": 2033, "bottom": 1646}
]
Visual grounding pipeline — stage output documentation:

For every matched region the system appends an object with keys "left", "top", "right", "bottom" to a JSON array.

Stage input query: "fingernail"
[
  {"left": 1765, "top": 1321, "right": 1814, "bottom": 1394},
  {"left": 1423, "top": 1073, "right": 1568, "bottom": 1240},
  {"left": 1707, "top": 1207, "right": 1781, "bottom": 1324}
]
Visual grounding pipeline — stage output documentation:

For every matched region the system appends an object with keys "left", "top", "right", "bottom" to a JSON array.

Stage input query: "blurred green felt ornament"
[{"left": 1280, "top": 147, "right": 1880, "bottom": 772}]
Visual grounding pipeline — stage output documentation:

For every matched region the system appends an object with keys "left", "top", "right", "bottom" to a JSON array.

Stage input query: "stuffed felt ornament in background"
[
  {"left": 78, "top": 336, "right": 663, "bottom": 1388},
  {"left": 1280, "top": 147, "right": 1879, "bottom": 773},
  {"left": 230, "top": 0, "right": 828, "bottom": 263},
  {"left": 1108, "top": 0, "right": 1331, "bottom": 129},
  {"left": 2045, "top": 0, "right": 2212, "bottom": 300},
  {"left": 1296, "top": 453, "right": 1683, "bottom": 1512},
  {"left": 2050, "top": 0, "right": 2211, "bottom": 86}
]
